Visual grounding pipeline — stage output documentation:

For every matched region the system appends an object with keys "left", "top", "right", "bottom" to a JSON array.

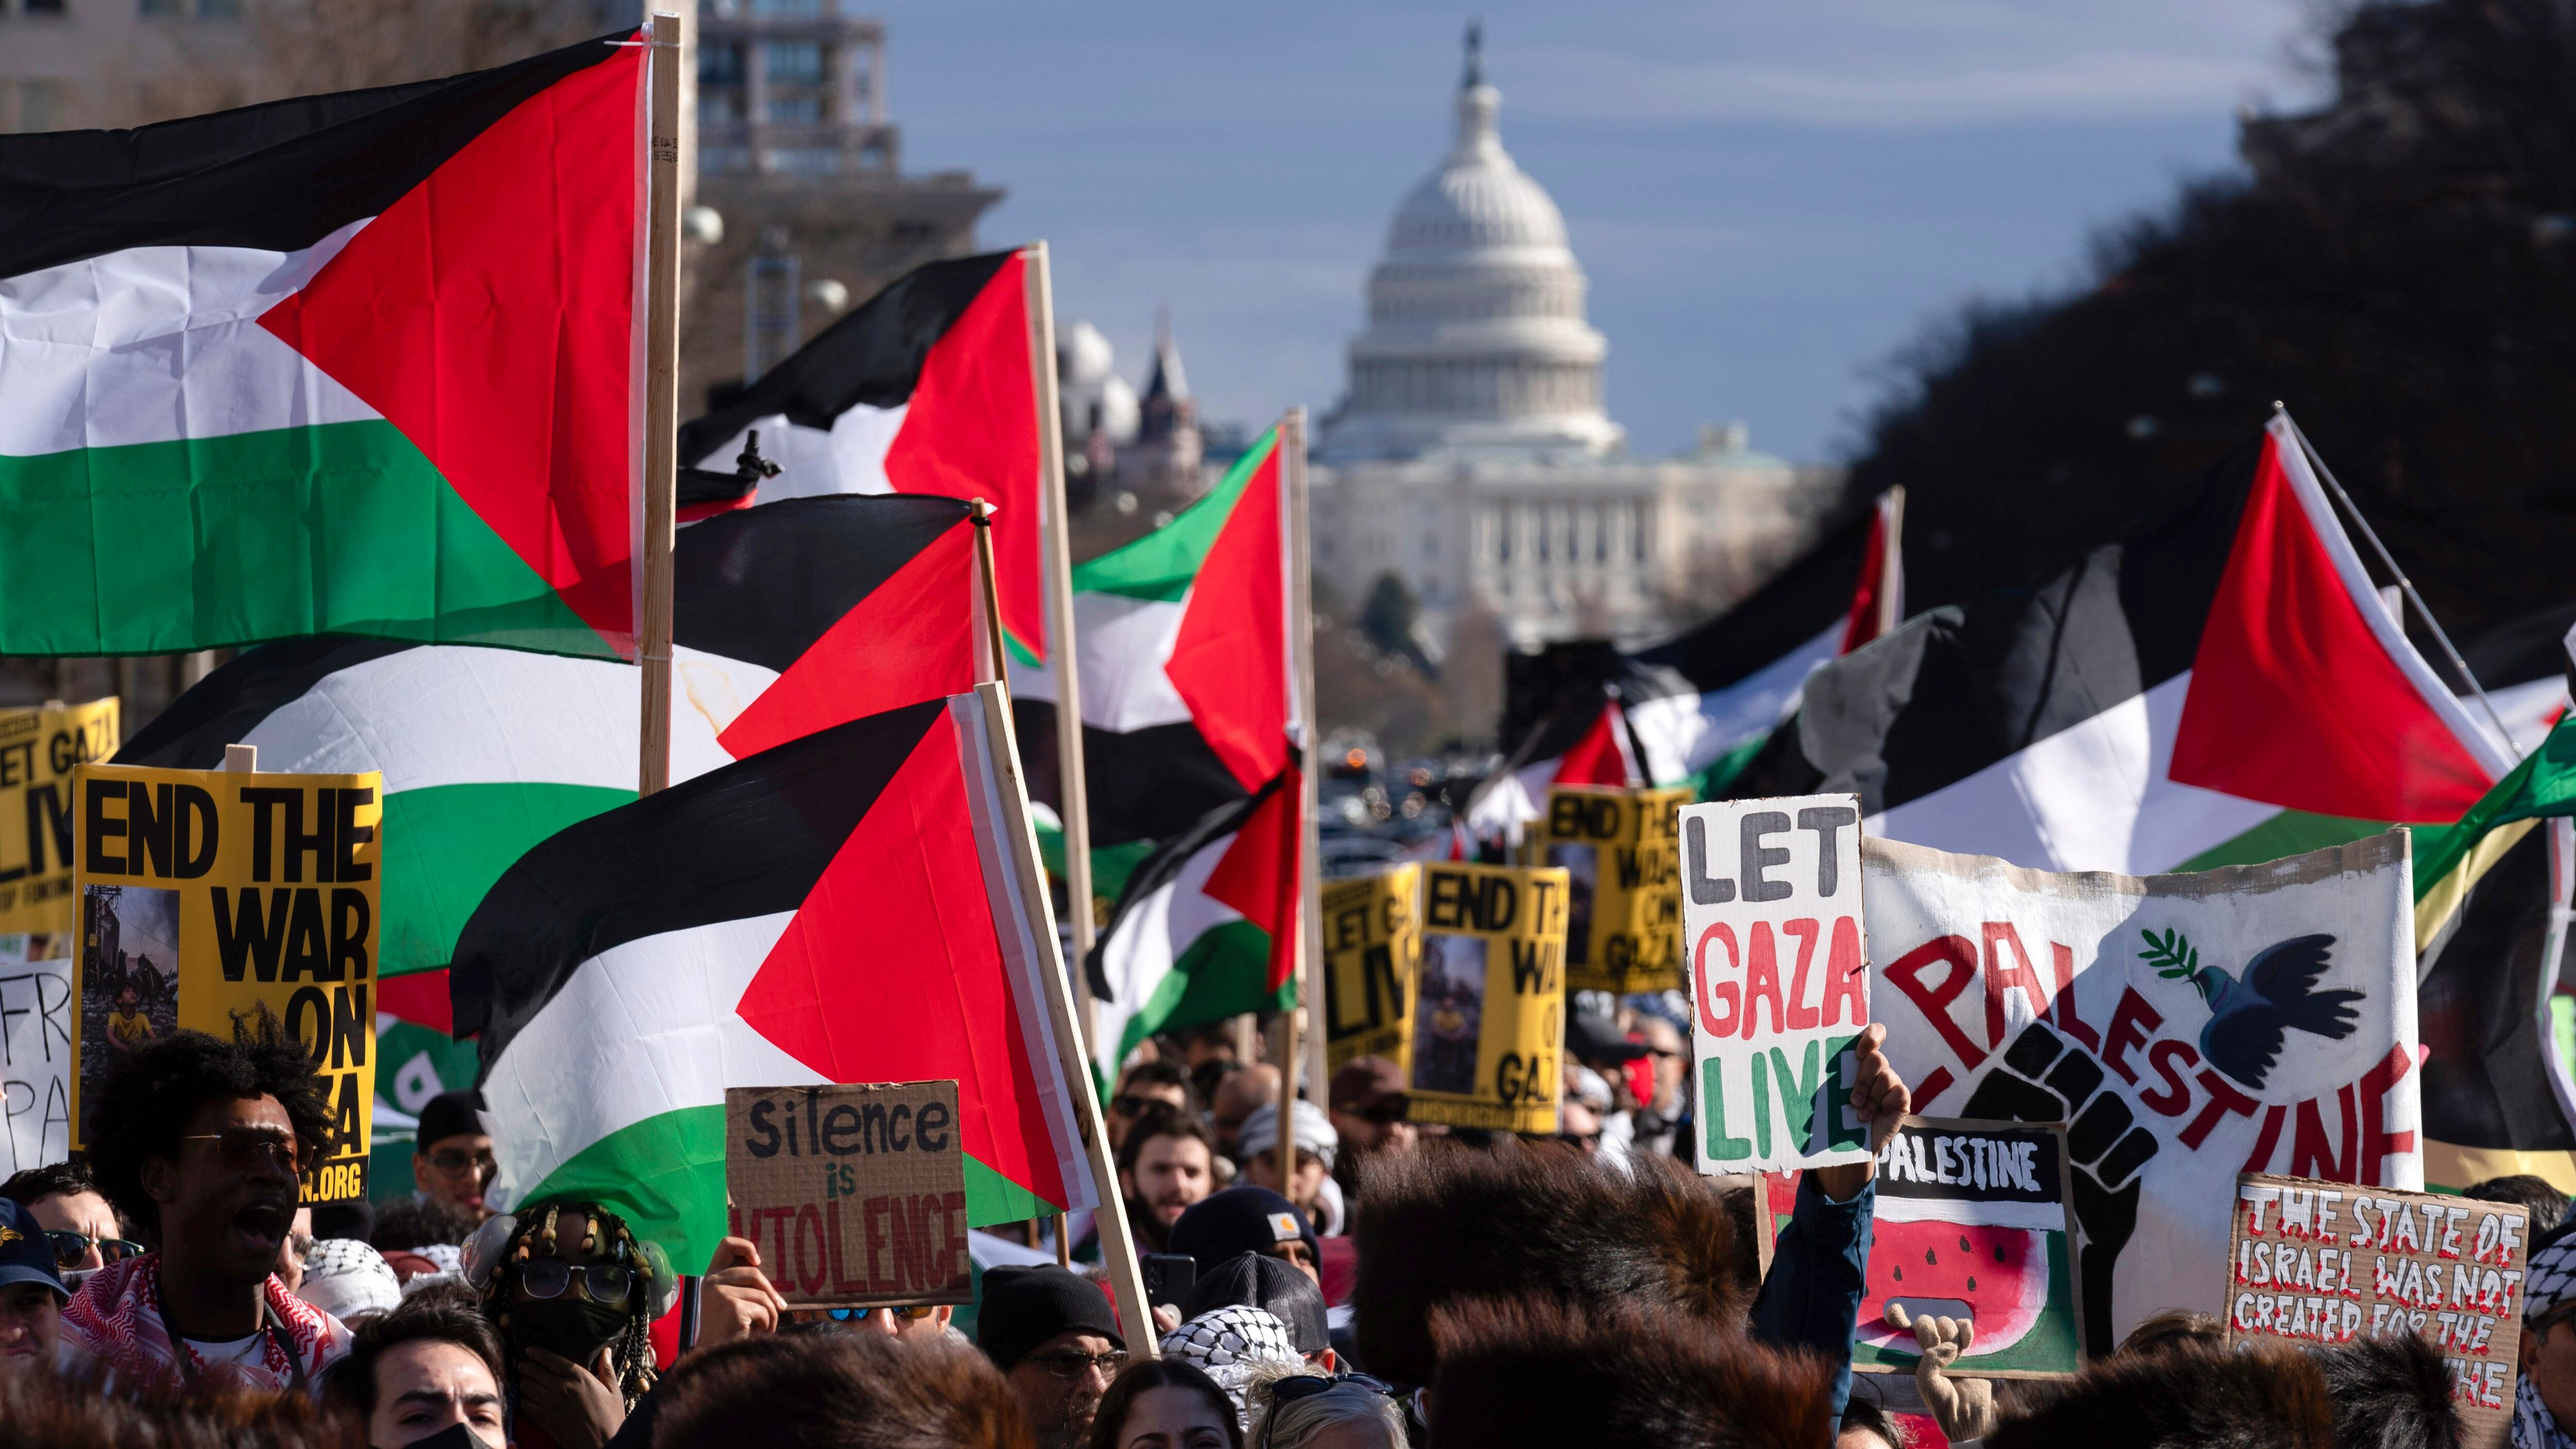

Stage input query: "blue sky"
[{"left": 869, "top": 2, "right": 2321, "bottom": 463}]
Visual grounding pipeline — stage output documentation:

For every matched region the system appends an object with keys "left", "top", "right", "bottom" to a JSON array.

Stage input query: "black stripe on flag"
[
  {"left": 0, "top": 31, "right": 631, "bottom": 279},
  {"left": 1629, "top": 502, "right": 1876, "bottom": 693},
  {"left": 676, "top": 250, "right": 1016, "bottom": 468},
  {"left": 1787, "top": 432, "right": 2263, "bottom": 815},
  {"left": 1084, "top": 769, "right": 1289, "bottom": 1003},
  {"left": 115, "top": 636, "right": 416, "bottom": 769},
  {"left": 1009, "top": 699, "right": 1250, "bottom": 850},
  {"left": 673, "top": 494, "right": 972, "bottom": 672},
  {"left": 449, "top": 697, "right": 948, "bottom": 1061}
]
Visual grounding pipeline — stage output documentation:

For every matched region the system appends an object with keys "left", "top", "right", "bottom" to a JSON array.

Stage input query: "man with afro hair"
[{"left": 60, "top": 1008, "right": 351, "bottom": 1396}]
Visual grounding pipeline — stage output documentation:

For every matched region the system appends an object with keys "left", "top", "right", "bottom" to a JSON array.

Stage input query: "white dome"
[
  {"left": 1058, "top": 320, "right": 1115, "bottom": 385},
  {"left": 1387, "top": 87, "right": 1570, "bottom": 257},
  {"left": 1318, "top": 44, "right": 1620, "bottom": 464}
]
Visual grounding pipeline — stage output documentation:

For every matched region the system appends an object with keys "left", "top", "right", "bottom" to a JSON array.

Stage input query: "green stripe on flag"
[
  {"left": 2173, "top": 809, "right": 2388, "bottom": 874},
  {"left": 1071, "top": 428, "right": 1277, "bottom": 601},
  {"left": 521, "top": 1107, "right": 1074, "bottom": 1272},
  {"left": 379, "top": 782, "right": 636, "bottom": 977},
  {"left": 2412, "top": 714, "right": 2576, "bottom": 899},
  {"left": 0, "top": 419, "right": 612, "bottom": 657},
  {"left": 1117, "top": 918, "right": 1294, "bottom": 1063}
]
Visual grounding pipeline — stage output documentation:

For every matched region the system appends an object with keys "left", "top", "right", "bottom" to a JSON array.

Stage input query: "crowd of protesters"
[{"left": 2, "top": 1003, "right": 2574, "bottom": 1447}]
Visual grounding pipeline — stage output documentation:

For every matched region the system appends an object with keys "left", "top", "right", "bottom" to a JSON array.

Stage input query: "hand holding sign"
[
  {"left": 1814, "top": 1022, "right": 1911, "bottom": 1201},
  {"left": 1890, "top": 1304, "right": 1999, "bottom": 1442}
]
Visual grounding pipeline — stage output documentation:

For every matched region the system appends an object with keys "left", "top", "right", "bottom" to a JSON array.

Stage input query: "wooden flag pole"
[
  {"left": 1022, "top": 243, "right": 1101, "bottom": 1059},
  {"left": 637, "top": 10, "right": 684, "bottom": 802},
  {"left": 972, "top": 680, "right": 1156, "bottom": 1355},
  {"left": 1279, "top": 408, "right": 1327, "bottom": 1188}
]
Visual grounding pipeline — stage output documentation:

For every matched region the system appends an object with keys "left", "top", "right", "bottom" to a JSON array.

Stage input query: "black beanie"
[
  {"left": 976, "top": 1265, "right": 1124, "bottom": 1371},
  {"left": 1183, "top": 1250, "right": 1328, "bottom": 1354},
  {"left": 1167, "top": 1186, "right": 1320, "bottom": 1278},
  {"left": 413, "top": 1090, "right": 486, "bottom": 1152}
]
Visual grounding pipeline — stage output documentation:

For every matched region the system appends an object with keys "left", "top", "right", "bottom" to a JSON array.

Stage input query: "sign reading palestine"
[
  {"left": 725, "top": 1081, "right": 972, "bottom": 1309},
  {"left": 1527, "top": 785, "right": 1687, "bottom": 995},
  {"left": 70, "top": 762, "right": 380, "bottom": 1202},
  {"left": 1855, "top": 1116, "right": 2083, "bottom": 1378}
]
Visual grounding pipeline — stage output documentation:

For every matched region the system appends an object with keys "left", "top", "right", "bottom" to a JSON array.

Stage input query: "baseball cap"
[
  {"left": 1565, "top": 1010, "right": 1649, "bottom": 1065},
  {"left": 0, "top": 1198, "right": 66, "bottom": 1301},
  {"left": 1168, "top": 1186, "right": 1322, "bottom": 1279},
  {"left": 1329, "top": 1057, "right": 1407, "bottom": 1117}
]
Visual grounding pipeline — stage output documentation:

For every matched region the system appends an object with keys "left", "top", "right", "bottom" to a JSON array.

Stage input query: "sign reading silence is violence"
[
  {"left": 725, "top": 1081, "right": 971, "bottom": 1309},
  {"left": 69, "top": 760, "right": 381, "bottom": 1203}
]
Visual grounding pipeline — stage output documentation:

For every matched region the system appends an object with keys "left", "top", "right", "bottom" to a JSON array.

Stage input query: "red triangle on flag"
[
  {"left": 1164, "top": 442, "right": 1292, "bottom": 794},
  {"left": 1205, "top": 767, "right": 1304, "bottom": 993},
  {"left": 1555, "top": 703, "right": 1637, "bottom": 789},
  {"left": 258, "top": 46, "right": 644, "bottom": 655},
  {"left": 2168, "top": 429, "right": 2493, "bottom": 823},
  {"left": 732, "top": 705, "right": 1069, "bottom": 1209}
]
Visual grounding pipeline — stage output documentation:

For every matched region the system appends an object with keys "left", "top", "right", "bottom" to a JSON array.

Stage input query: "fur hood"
[
  {"left": 1350, "top": 1143, "right": 1749, "bottom": 1386},
  {"left": 1423, "top": 1295, "right": 1830, "bottom": 1448},
  {"left": 2312, "top": 1332, "right": 2462, "bottom": 1449},
  {"left": 1989, "top": 1339, "right": 2336, "bottom": 1449}
]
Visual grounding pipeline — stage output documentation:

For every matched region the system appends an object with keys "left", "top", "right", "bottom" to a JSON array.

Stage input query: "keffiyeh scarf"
[
  {"left": 2515, "top": 1235, "right": 2576, "bottom": 1447},
  {"left": 61, "top": 1253, "right": 344, "bottom": 1396},
  {"left": 1161, "top": 1305, "right": 1303, "bottom": 1428}
]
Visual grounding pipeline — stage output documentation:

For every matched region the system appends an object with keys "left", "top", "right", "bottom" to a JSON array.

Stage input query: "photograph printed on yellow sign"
[
  {"left": 70, "top": 763, "right": 381, "bottom": 1203},
  {"left": 0, "top": 699, "right": 118, "bottom": 934},
  {"left": 1322, "top": 864, "right": 1419, "bottom": 1077},
  {"left": 1527, "top": 784, "right": 1688, "bottom": 996},
  {"left": 1405, "top": 862, "right": 1568, "bottom": 1134}
]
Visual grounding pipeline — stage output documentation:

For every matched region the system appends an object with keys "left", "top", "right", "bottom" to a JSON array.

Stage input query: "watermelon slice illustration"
[{"left": 1857, "top": 1218, "right": 2055, "bottom": 1357}]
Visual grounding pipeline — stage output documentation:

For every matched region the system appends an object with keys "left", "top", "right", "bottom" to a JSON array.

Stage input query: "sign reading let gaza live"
[
  {"left": 1682, "top": 796, "right": 1871, "bottom": 1174},
  {"left": 1322, "top": 865, "right": 1418, "bottom": 1077},
  {"left": 69, "top": 763, "right": 380, "bottom": 1203},
  {"left": 725, "top": 1082, "right": 971, "bottom": 1309},
  {"left": 0, "top": 701, "right": 117, "bottom": 935}
]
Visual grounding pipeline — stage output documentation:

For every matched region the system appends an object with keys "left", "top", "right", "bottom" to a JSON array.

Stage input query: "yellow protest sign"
[
  {"left": 70, "top": 763, "right": 381, "bottom": 1203},
  {"left": 1406, "top": 862, "right": 1568, "bottom": 1134},
  {"left": 0, "top": 700, "right": 118, "bottom": 934},
  {"left": 1321, "top": 865, "right": 1419, "bottom": 1077},
  {"left": 1527, "top": 784, "right": 1688, "bottom": 995}
]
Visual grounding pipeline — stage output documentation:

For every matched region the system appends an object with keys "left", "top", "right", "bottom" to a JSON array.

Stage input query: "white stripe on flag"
[
  {"left": 697, "top": 402, "right": 906, "bottom": 503},
  {"left": 482, "top": 911, "right": 805, "bottom": 1215},
  {"left": 1005, "top": 589, "right": 1193, "bottom": 731},
  {"left": 1094, "top": 829, "right": 1245, "bottom": 1078},
  {"left": 1628, "top": 619, "right": 1844, "bottom": 784},
  {"left": 0, "top": 223, "right": 380, "bottom": 455},
  {"left": 952, "top": 695, "right": 1099, "bottom": 1213}
]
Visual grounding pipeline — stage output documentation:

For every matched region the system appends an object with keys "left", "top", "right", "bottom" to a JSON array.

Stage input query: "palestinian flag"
[
  {"left": 453, "top": 694, "right": 1097, "bottom": 1269},
  {"left": 116, "top": 494, "right": 980, "bottom": 979},
  {"left": 0, "top": 35, "right": 646, "bottom": 659},
  {"left": 1464, "top": 488, "right": 1902, "bottom": 838},
  {"left": 1053, "top": 428, "right": 1306, "bottom": 1072},
  {"left": 2411, "top": 709, "right": 2576, "bottom": 1190},
  {"left": 1760, "top": 414, "right": 2511, "bottom": 875},
  {"left": 675, "top": 251, "right": 1049, "bottom": 662},
  {"left": 1012, "top": 428, "right": 1297, "bottom": 849}
]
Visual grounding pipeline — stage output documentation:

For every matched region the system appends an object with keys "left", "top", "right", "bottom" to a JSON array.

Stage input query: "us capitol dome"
[{"left": 1311, "top": 27, "right": 1835, "bottom": 652}]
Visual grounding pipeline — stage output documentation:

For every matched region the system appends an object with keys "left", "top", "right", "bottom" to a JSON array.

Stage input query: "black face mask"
[
  {"left": 511, "top": 1295, "right": 633, "bottom": 1364},
  {"left": 384, "top": 1423, "right": 495, "bottom": 1449}
]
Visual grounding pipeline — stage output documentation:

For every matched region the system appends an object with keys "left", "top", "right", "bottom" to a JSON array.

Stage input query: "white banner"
[
  {"left": 1863, "top": 832, "right": 2421, "bottom": 1354},
  {"left": 0, "top": 934, "right": 72, "bottom": 1175}
]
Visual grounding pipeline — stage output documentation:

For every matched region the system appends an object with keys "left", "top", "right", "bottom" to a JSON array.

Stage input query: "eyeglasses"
[
  {"left": 1643, "top": 1044, "right": 1684, "bottom": 1060},
  {"left": 1027, "top": 1347, "right": 1127, "bottom": 1379},
  {"left": 43, "top": 1231, "right": 145, "bottom": 1269},
  {"left": 827, "top": 1304, "right": 938, "bottom": 1322},
  {"left": 516, "top": 1258, "right": 635, "bottom": 1305},
  {"left": 427, "top": 1147, "right": 497, "bottom": 1178},
  {"left": 177, "top": 1128, "right": 312, "bottom": 1175},
  {"left": 1352, "top": 1101, "right": 1409, "bottom": 1125}
]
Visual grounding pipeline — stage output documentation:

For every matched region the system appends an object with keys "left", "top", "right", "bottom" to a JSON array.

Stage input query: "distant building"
[
  {"left": 683, "top": 0, "right": 1002, "bottom": 411},
  {"left": 1057, "top": 315, "right": 1218, "bottom": 514},
  {"left": 1310, "top": 29, "right": 1835, "bottom": 650}
]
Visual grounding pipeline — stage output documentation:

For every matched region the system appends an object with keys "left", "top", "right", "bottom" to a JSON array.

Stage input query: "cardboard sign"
[
  {"left": 1854, "top": 1117, "right": 2083, "bottom": 1378},
  {"left": 70, "top": 763, "right": 381, "bottom": 1202},
  {"left": 2227, "top": 1173, "right": 2521, "bottom": 1445},
  {"left": 0, "top": 700, "right": 118, "bottom": 933},
  {"left": 0, "top": 935, "right": 71, "bottom": 1174},
  {"left": 1681, "top": 795, "right": 1872, "bottom": 1173},
  {"left": 1527, "top": 785, "right": 1688, "bottom": 995},
  {"left": 1322, "top": 865, "right": 1419, "bottom": 1077},
  {"left": 1866, "top": 832, "right": 2420, "bottom": 1355},
  {"left": 724, "top": 1081, "right": 972, "bottom": 1308},
  {"left": 1406, "top": 862, "right": 1569, "bottom": 1134}
]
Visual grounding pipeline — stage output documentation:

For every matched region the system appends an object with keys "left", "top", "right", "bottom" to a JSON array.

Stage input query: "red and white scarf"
[{"left": 61, "top": 1253, "right": 344, "bottom": 1395}]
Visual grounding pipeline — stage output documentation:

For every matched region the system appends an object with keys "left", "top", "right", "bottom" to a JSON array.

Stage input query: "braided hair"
[{"left": 478, "top": 1198, "right": 660, "bottom": 1410}]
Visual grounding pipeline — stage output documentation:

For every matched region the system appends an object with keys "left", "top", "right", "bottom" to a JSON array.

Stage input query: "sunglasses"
[
  {"left": 1027, "top": 1346, "right": 1127, "bottom": 1380},
  {"left": 516, "top": 1258, "right": 636, "bottom": 1305},
  {"left": 428, "top": 1147, "right": 497, "bottom": 1177},
  {"left": 1272, "top": 1372, "right": 1396, "bottom": 1405},
  {"left": 177, "top": 1127, "right": 313, "bottom": 1175},
  {"left": 43, "top": 1231, "right": 145, "bottom": 1269},
  {"left": 1351, "top": 1101, "right": 1409, "bottom": 1125},
  {"left": 826, "top": 1304, "right": 939, "bottom": 1322}
]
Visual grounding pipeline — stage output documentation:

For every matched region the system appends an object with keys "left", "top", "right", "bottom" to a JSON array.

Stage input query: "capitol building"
[{"left": 1310, "top": 34, "right": 1837, "bottom": 652}]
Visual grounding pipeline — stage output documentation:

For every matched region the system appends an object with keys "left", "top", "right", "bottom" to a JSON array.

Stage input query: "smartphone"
[{"left": 1141, "top": 1253, "right": 1196, "bottom": 1311}]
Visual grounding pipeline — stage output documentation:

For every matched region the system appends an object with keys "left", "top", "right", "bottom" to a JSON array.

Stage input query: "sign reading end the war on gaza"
[
  {"left": 1682, "top": 795, "right": 1872, "bottom": 1174},
  {"left": 69, "top": 763, "right": 381, "bottom": 1203}
]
